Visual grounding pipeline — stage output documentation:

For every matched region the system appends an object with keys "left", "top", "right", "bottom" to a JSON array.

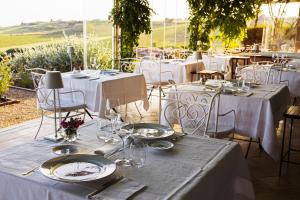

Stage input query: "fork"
[{"left": 21, "top": 166, "right": 39, "bottom": 176}]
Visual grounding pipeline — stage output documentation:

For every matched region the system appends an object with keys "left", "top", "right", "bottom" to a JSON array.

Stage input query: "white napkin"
[{"left": 90, "top": 178, "right": 146, "bottom": 200}]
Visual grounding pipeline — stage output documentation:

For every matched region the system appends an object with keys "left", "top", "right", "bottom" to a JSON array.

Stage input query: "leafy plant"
[
  {"left": 0, "top": 56, "right": 12, "bottom": 98},
  {"left": 111, "top": 0, "right": 153, "bottom": 58},
  {"left": 10, "top": 37, "right": 112, "bottom": 73},
  {"left": 187, "top": 0, "right": 262, "bottom": 50}
]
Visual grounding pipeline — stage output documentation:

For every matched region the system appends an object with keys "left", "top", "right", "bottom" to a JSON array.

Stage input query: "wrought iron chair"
[
  {"left": 119, "top": 58, "right": 141, "bottom": 72},
  {"left": 140, "top": 58, "right": 175, "bottom": 100},
  {"left": 117, "top": 58, "right": 144, "bottom": 118},
  {"left": 163, "top": 88, "right": 235, "bottom": 138},
  {"left": 26, "top": 68, "right": 93, "bottom": 139}
]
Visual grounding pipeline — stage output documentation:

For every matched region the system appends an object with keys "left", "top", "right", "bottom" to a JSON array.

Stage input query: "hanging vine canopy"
[
  {"left": 187, "top": 0, "right": 262, "bottom": 50},
  {"left": 111, "top": 0, "right": 153, "bottom": 58}
]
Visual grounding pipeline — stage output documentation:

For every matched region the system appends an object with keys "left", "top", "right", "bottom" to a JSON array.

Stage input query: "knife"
[{"left": 87, "top": 176, "right": 125, "bottom": 199}]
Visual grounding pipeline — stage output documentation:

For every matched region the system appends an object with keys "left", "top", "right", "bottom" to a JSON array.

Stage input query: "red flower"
[{"left": 60, "top": 118, "right": 84, "bottom": 129}]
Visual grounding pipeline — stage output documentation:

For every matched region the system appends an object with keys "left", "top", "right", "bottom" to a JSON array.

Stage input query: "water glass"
[
  {"left": 96, "top": 120, "right": 111, "bottom": 143},
  {"left": 129, "top": 139, "right": 147, "bottom": 168}
]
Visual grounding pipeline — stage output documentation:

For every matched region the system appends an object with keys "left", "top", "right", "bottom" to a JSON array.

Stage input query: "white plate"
[
  {"left": 40, "top": 154, "right": 116, "bottom": 182},
  {"left": 122, "top": 123, "right": 174, "bottom": 140},
  {"left": 69, "top": 73, "right": 89, "bottom": 79},
  {"left": 149, "top": 140, "right": 174, "bottom": 150}
]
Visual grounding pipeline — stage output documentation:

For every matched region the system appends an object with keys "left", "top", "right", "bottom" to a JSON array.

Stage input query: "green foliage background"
[
  {"left": 187, "top": 0, "right": 263, "bottom": 51},
  {"left": 111, "top": 0, "right": 153, "bottom": 58}
]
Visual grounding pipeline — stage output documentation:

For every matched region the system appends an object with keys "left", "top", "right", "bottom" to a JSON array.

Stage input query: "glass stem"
[{"left": 122, "top": 138, "right": 126, "bottom": 160}]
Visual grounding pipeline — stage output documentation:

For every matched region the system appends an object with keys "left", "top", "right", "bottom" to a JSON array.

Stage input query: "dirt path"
[{"left": 0, "top": 88, "right": 40, "bottom": 128}]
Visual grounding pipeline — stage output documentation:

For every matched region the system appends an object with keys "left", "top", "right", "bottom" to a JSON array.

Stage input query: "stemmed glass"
[
  {"left": 114, "top": 121, "right": 134, "bottom": 167},
  {"left": 104, "top": 98, "right": 120, "bottom": 144},
  {"left": 235, "top": 65, "right": 242, "bottom": 87}
]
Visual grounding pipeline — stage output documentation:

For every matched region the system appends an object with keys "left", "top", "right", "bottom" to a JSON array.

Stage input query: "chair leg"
[
  {"left": 134, "top": 102, "right": 143, "bottom": 119},
  {"left": 34, "top": 110, "right": 44, "bottom": 140},
  {"left": 258, "top": 137, "right": 263, "bottom": 150},
  {"left": 279, "top": 117, "right": 287, "bottom": 176},
  {"left": 84, "top": 109, "right": 93, "bottom": 119},
  {"left": 148, "top": 86, "right": 154, "bottom": 100},
  {"left": 245, "top": 137, "right": 253, "bottom": 159},
  {"left": 287, "top": 118, "right": 293, "bottom": 163},
  {"left": 160, "top": 87, "right": 166, "bottom": 97}
]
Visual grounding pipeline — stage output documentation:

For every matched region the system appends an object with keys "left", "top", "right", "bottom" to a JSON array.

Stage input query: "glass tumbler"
[{"left": 129, "top": 139, "right": 147, "bottom": 168}]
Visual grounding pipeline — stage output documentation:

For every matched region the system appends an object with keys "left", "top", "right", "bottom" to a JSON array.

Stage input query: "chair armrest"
[
  {"left": 59, "top": 90, "right": 86, "bottom": 104},
  {"left": 218, "top": 109, "right": 236, "bottom": 129}
]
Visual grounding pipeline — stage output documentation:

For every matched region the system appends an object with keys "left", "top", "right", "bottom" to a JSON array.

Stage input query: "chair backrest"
[
  {"left": 119, "top": 58, "right": 141, "bottom": 72},
  {"left": 26, "top": 68, "right": 55, "bottom": 107},
  {"left": 163, "top": 89, "right": 220, "bottom": 137},
  {"left": 241, "top": 64, "right": 281, "bottom": 85},
  {"left": 140, "top": 58, "right": 174, "bottom": 84}
]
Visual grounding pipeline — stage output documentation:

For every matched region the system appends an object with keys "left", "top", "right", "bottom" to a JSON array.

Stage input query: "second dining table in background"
[
  {"left": 60, "top": 70, "right": 149, "bottom": 117},
  {"left": 161, "top": 83, "right": 290, "bottom": 160}
]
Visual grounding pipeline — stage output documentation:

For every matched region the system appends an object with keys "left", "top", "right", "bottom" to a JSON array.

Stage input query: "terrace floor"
[{"left": 0, "top": 88, "right": 300, "bottom": 200}]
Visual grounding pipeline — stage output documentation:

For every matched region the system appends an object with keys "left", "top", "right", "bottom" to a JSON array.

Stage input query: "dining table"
[
  {"left": 161, "top": 83, "right": 290, "bottom": 160},
  {"left": 241, "top": 65, "right": 300, "bottom": 98},
  {"left": 58, "top": 70, "right": 149, "bottom": 117},
  {"left": 134, "top": 59, "right": 205, "bottom": 83},
  {"left": 0, "top": 119, "right": 255, "bottom": 200}
]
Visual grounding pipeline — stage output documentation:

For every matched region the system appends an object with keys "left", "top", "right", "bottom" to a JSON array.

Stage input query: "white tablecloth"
[
  {"left": 242, "top": 66, "right": 300, "bottom": 97},
  {"left": 134, "top": 60, "right": 205, "bottom": 83},
  {"left": 161, "top": 84, "right": 290, "bottom": 160},
  {"left": 0, "top": 121, "right": 255, "bottom": 200},
  {"left": 60, "top": 71, "right": 149, "bottom": 117}
]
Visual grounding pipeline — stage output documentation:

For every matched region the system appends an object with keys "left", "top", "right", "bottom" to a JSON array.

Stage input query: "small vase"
[{"left": 62, "top": 128, "right": 78, "bottom": 142}]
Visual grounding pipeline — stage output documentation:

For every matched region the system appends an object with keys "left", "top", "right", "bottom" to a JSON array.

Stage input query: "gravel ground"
[{"left": 0, "top": 88, "right": 41, "bottom": 128}]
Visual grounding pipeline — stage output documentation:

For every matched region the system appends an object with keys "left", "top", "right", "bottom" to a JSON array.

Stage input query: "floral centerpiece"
[{"left": 60, "top": 118, "right": 84, "bottom": 142}]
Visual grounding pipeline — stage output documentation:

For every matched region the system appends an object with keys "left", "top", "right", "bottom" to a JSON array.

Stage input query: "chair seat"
[
  {"left": 183, "top": 124, "right": 234, "bottom": 138},
  {"left": 284, "top": 106, "right": 300, "bottom": 119},
  {"left": 148, "top": 81, "right": 170, "bottom": 87},
  {"left": 40, "top": 101, "right": 86, "bottom": 112}
]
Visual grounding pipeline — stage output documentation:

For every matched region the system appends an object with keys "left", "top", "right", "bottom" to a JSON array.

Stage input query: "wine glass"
[
  {"left": 235, "top": 65, "right": 242, "bottom": 87},
  {"left": 104, "top": 98, "right": 120, "bottom": 143},
  {"left": 90, "top": 57, "right": 98, "bottom": 69}
]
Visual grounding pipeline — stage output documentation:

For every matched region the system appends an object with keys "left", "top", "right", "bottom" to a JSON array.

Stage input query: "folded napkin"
[{"left": 90, "top": 178, "right": 146, "bottom": 200}]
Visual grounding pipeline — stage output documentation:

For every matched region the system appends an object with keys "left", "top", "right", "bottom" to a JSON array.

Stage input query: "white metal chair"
[
  {"left": 140, "top": 58, "right": 175, "bottom": 100},
  {"left": 27, "top": 68, "right": 93, "bottom": 139},
  {"left": 163, "top": 88, "right": 235, "bottom": 138},
  {"left": 119, "top": 58, "right": 141, "bottom": 72}
]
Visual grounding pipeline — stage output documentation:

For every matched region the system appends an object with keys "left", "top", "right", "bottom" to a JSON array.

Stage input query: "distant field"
[
  {"left": 0, "top": 20, "right": 188, "bottom": 50},
  {"left": 0, "top": 34, "right": 60, "bottom": 50}
]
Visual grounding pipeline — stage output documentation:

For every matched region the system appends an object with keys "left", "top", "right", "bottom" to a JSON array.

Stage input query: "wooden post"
[
  {"left": 295, "top": 6, "right": 300, "bottom": 52},
  {"left": 112, "top": 0, "right": 120, "bottom": 69}
]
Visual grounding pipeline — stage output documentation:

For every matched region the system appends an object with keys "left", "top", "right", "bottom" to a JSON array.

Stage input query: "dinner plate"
[
  {"left": 149, "top": 140, "right": 174, "bottom": 150},
  {"left": 122, "top": 123, "right": 174, "bottom": 140},
  {"left": 40, "top": 154, "right": 116, "bottom": 183},
  {"left": 69, "top": 73, "right": 90, "bottom": 79}
]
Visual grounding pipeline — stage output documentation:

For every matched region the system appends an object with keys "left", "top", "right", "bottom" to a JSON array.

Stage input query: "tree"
[
  {"left": 187, "top": 0, "right": 263, "bottom": 51},
  {"left": 111, "top": 0, "right": 153, "bottom": 58}
]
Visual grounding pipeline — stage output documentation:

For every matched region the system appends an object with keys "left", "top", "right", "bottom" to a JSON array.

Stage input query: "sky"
[
  {"left": 0, "top": 0, "right": 189, "bottom": 27},
  {"left": 1, "top": 1, "right": 299, "bottom": 27}
]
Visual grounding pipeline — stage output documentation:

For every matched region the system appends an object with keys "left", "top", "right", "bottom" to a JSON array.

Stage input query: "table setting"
[{"left": 0, "top": 111, "right": 255, "bottom": 200}]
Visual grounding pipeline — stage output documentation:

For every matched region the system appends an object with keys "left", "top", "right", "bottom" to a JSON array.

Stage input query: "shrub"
[
  {"left": 10, "top": 37, "right": 112, "bottom": 74},
  {"left": 0, "top": 56, "right": 13, "bottom": 98}
]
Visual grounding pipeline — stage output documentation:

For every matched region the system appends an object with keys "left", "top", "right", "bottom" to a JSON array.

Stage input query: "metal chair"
[
  {"left": 163, "top": 88, "right": 235, "bottom": 138},
  {"left": 119, "top": 58, "right": 141, "bottom": 72},
  {"left": 26, "top": 68, "right": 93, "bottom": 139},
  {"left": 279, "top": 106, "right": 300, "bottom": 176}
]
